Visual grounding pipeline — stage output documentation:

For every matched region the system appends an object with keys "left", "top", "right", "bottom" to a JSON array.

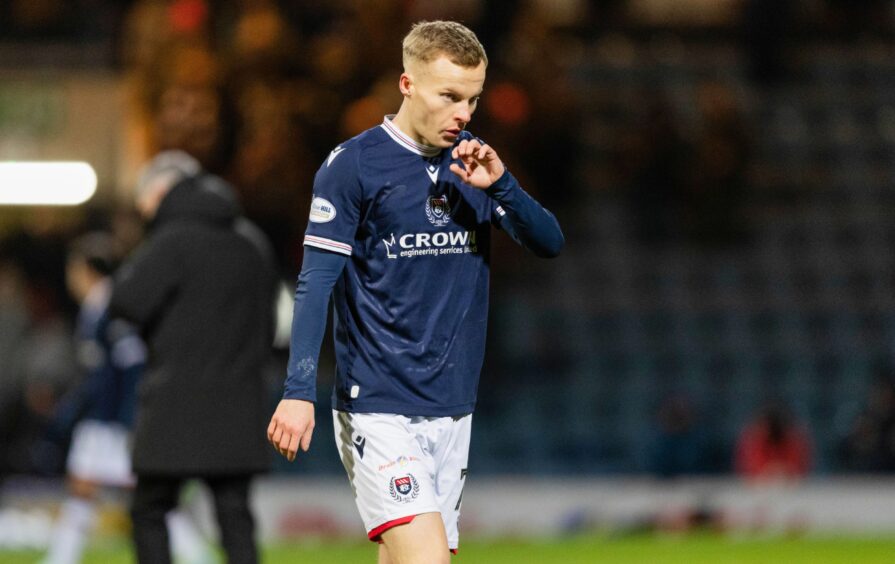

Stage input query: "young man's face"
[{"left": 402, "top": 55, "right": 486, "bottom": 148}]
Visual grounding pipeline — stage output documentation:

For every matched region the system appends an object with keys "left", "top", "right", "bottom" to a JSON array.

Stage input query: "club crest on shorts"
[
  {"left": 425, "top": 195, "right": 451, "bottom": 227},
  {"left": 389, "top": 474, "right": 420, "bottom": 503}
]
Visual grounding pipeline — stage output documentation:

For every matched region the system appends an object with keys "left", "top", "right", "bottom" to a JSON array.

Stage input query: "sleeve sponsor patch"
[{"left": 309, "top": 197, "right": 337, "bottom": 223}]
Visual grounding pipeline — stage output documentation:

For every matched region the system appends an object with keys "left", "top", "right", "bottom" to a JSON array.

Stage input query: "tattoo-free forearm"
[{"left": 283, "top": 248, "right": 348, "bottom": 401}]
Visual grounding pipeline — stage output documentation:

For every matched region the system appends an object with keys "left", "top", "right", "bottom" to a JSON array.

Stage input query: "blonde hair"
[{"left": 402, "top": 20, "right": 487, "bottom": 69}]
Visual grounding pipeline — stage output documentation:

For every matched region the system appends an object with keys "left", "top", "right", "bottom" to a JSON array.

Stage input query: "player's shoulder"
[{"left": 322, "top": 125, "right": 390, "bottom": 170}]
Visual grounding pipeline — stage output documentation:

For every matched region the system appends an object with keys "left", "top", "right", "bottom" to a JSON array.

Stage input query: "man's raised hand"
[{"left": 449, "top": 139, "right": 506, "bottom": 189}]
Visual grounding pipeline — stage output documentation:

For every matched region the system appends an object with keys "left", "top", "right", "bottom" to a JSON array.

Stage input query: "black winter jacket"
[{"left": 111, "top": 176, "right": 277, "bottom": 474}]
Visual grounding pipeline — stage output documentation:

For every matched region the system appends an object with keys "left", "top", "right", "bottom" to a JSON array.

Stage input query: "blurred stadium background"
[{"left": 3, "top": 0, "right": 895, "bottom": 561}]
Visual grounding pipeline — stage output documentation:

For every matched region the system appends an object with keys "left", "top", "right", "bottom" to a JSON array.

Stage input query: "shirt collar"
[{"left": 380, "top": 115, "right": 442, "bottom": 157}]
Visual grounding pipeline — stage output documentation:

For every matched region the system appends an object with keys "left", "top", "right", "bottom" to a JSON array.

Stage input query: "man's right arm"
[
  {"left": 109, "top": 231, "right": 180, "bottom": 326},
  {"left": 268, "top": 247, "right": 348, "bottom": 461}
]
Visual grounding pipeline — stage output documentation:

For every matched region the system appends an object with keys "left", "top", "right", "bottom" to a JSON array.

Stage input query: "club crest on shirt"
[
  {"left": 389, "top": 474, "right": 420, "bottom": 502},
  {"left": 425, "top": 195, "right": 451, "bottom": 227}
]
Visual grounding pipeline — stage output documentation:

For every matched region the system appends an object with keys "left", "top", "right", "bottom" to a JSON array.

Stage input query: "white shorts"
[
  {"left": 66, "top": 420, "right": 134, "bottom": 487},
  {"left": 333, "top": 410, "right": 471, "bottom": 550}
]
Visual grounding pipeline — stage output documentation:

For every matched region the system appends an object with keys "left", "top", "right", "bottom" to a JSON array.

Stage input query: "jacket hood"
[{"left": 153, "top": 175, "right": 241, "bottom": 228}]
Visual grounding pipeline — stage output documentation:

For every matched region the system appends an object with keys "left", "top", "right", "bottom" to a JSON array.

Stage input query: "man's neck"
[{"left": 391, "top": 106, "right": 424, "bottom": 146}]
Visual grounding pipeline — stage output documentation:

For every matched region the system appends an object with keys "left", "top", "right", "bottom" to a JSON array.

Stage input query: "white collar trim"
[{"left": 380, "top": 115, "right": 441, "bottom": 157}]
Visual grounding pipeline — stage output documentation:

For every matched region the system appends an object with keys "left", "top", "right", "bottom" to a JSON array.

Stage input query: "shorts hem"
[
  {"left": 366, "top": 506, "right": 440, "bottom": 543},
  {"left": 368, "top": 515, "right": 416, "bottom": 543}
]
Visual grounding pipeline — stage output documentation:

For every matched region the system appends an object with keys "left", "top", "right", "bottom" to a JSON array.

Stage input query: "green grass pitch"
[{"left": 3, "top": 534, "right": 895, "bottom": 563}]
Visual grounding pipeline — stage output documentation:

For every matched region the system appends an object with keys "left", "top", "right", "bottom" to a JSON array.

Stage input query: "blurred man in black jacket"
[{"left": 111, "top": 151, "right": 277, "bottom": 564}]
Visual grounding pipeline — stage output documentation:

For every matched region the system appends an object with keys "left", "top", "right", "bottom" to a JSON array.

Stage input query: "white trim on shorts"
[{"left": 333, "top": 410, "right": 471, "bottom": 550}]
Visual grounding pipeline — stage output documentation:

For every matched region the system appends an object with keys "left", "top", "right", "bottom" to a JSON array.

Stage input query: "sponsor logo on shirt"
[
  {"left": 309, "top": 197, "right": 337, "bottom": 223},
  {"left": 381, "top": 230, "right": 478, "bottom": 259}
]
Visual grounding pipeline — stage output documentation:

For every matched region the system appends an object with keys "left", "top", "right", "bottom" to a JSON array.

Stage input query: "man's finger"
[
  {"left": 278, "top": 429, "right": 293, "bottom": 452},
  {"left": 300, "top": 426, "right": 314, "bottom": 452},
  {"left": 267, "top": 418, "right": 278, "bottom": 441},
  {"left": 286, "top": 433, "right": 300, "bottom": 462},
  {"left": 270, "top": 425, "right": 284, "bottom": 445},
  {"left": 477, "top": 144, "right": 490, "bottom": 160},
  {"left": 449, "top": 163, "right": 468, "bottom": 180}
]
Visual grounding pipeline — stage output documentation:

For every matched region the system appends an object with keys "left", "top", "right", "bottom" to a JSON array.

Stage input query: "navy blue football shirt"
[
  {"left": 53, "top": 281, "right": 146, "bottom": 431},
  {"left": 303, "top": 117, "right": 505, "bottom": 416},
  {"left": 285, "top": 116, "right": 563, "bottom": 417}
]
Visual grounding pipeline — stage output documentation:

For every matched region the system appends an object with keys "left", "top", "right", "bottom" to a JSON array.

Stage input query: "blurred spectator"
[
  {"left": 110, "top": 151, "right": 277, "bottom": 564},
  {"left": 40, "top": 231, "right": 213, "bottom": 564},
  {"left": 41, "top": 232, "right": 142, "bottom": 564},
  {"left": 649, "top": 394, "right": 707, "bottom": 477},
  {"left": 735, "top": 404, "right": 812, "bottom": 481},
  {"left": 839, "top": 377, "right": 895, "bottom": 472}
]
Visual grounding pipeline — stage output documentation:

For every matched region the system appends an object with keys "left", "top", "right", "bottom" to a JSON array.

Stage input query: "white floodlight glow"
[{"left": 0, "top": 162, "right": 98, "bottom": 205}]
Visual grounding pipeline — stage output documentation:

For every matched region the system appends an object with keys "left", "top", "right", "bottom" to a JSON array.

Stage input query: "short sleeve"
[{"left": 303, "top": 143, "right": 363, "bottom": 256}]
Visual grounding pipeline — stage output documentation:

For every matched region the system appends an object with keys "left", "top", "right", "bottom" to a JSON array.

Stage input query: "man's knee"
[{"left": 379, "top": 512, "right": 451, "bottom": 564}]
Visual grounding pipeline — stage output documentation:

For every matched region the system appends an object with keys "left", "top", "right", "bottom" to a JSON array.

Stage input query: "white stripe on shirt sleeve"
[{"left": 304, "top": 235, "right": 353, "bottom": 256}]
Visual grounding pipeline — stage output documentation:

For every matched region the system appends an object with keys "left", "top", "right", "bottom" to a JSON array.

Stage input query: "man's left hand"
[{"left": 449, "top": 139, "right": 506, "bottom": 189}]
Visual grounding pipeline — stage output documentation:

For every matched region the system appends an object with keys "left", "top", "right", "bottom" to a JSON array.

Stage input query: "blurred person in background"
[
  {"left": 40, "top": 232, "right": 141, "bottom": 564},
  {"left": 267, "top": 20, "right": 563, "bottom": 563},
  {"left": 735, "top": 404, "right": 812, "bottom": 481},
  {"left": 110, "top": 151, "right": 278, "bottom": 564},
  {"left": 649, "top": 393, "right": 708, "bottom": 478},
  {"left": 41, "top": 232, "right": 211, "bottom": 564},
  {"left": 0, "top": 212, "right": 79, "bottom": 477},
  {"left": 839, "top": 376, "right": 895, "bottom": 472}
]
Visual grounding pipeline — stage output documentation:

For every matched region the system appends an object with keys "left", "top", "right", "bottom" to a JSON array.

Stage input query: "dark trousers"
[{"left": 131, "top": 473, "right": 258, "bottom": 564}]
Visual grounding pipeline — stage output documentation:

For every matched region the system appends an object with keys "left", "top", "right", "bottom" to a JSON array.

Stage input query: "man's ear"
[{"left": 399, "top": 73, "right": 413, "bottom": 97}]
